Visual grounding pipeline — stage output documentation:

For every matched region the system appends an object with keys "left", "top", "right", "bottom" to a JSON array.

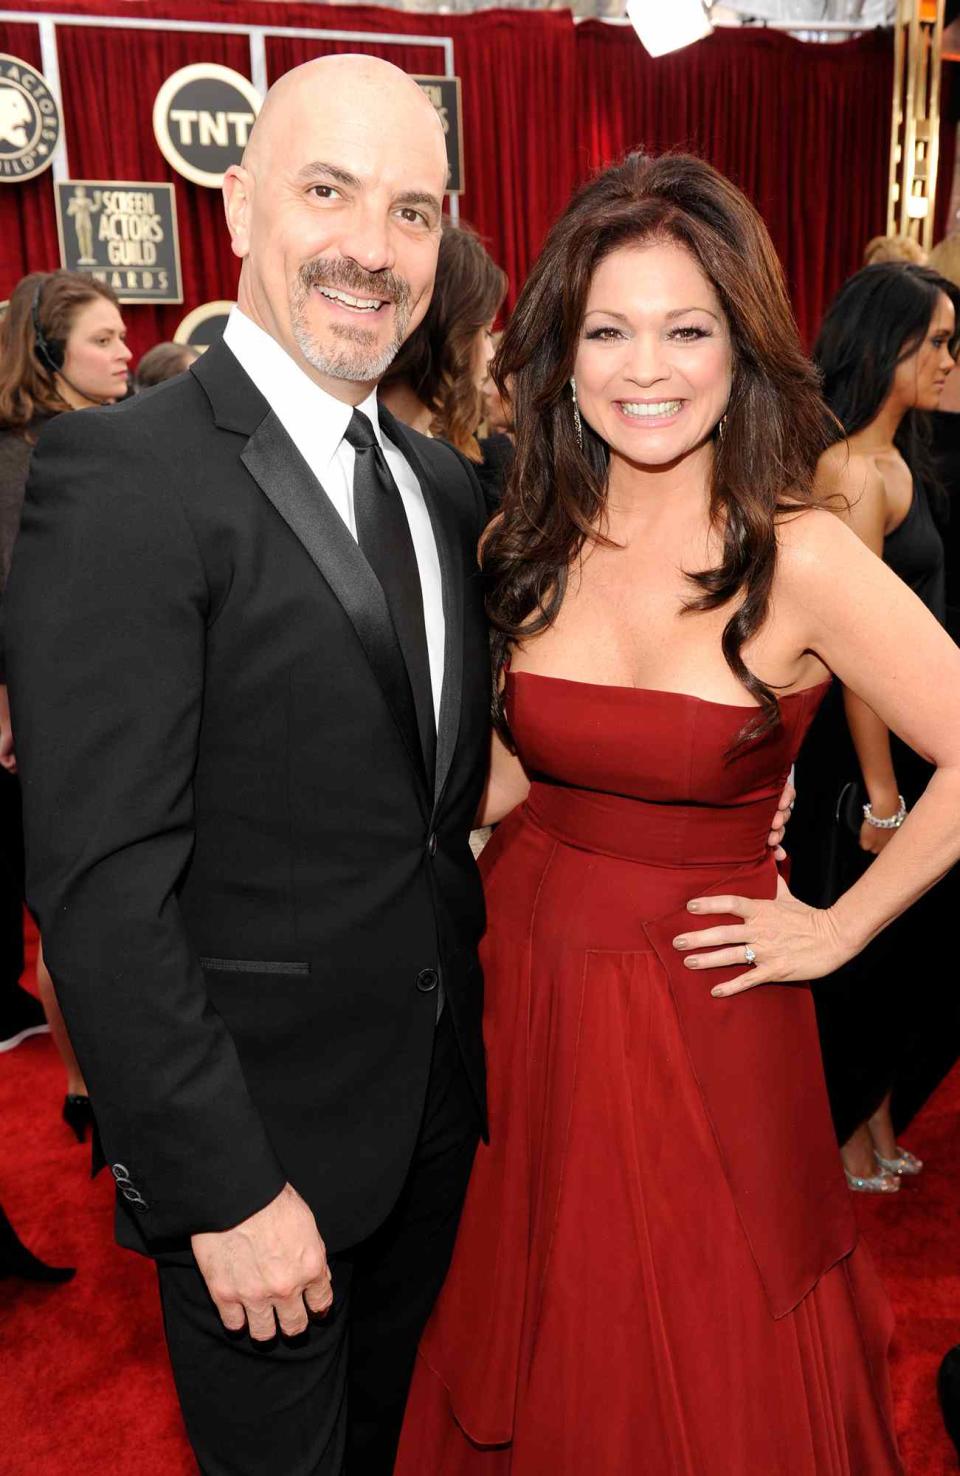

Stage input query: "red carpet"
[{"left": 1, "top": 937, "right": 958, "bottom": 1474}]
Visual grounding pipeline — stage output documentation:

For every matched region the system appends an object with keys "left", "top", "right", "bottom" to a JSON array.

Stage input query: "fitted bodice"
[{"left": 507, "top": 672, "right": 828, "bottom": 871}]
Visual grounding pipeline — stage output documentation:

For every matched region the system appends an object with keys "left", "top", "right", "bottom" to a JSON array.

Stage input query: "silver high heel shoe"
[
  {"left": 874, "top": 1146, "right": 924, "bottom": 1177},
  {"left": 844, "top": 1165, "right": 900, "bottom": 1194}
]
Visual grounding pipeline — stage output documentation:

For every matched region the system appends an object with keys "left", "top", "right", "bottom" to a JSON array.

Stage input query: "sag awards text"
[{"left": 96, "top": 190, "right": 166, "bottom": 268}]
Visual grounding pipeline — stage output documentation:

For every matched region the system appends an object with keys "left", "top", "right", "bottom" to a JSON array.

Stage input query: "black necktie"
[{"left": 343, "top": 408, "right": 436, "bottom": 785}]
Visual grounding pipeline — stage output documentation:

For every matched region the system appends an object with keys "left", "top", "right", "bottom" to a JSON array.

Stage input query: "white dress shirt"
[{"left": 222, "top": 307, "right": 445, "bottom": 728}]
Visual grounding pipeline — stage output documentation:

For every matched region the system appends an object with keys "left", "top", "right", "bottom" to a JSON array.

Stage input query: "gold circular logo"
[
  {"left": 0, "top": 54, "right": 61, "bottom": 183},
  {"left": 174, "top": 300, "right": 234, "bottom": 352},
  {"left": 153, "top": 65, "right": 261, "bottom": 189}
]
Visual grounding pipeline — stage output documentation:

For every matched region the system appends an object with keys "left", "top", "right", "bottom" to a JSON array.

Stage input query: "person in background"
[
  {"left": 940, "top": 1343, "right": 960, "bottom": 1461},
  {"left": 790, "top": 262, "right": 960, "bottom": 1191},
  {"left": 380, "top": 219, "right": 508, "bottom": 510},
  {"left": 477, "top": 331, "right": 516, "bottom": 513},
  {"left": 863, "top": 233, "right": 928, "bottom": 267},
  {"left": 135, "top": 340, "right": 199, "bottom": 391},
  {"left": 481, "top": 331, "right": 514, "bottom": 438},
  {"left": 926, "top": 234, "right": 960, "bottom": 624},
  {"left": 0, "top": 1200, "right": 74, "bottom": 1284},
  {"left": 0, "top": 269, "right": 131, "bottom": 1139},
  {"left": 381, "top": 223, "right": 506, "bottom": 860}
]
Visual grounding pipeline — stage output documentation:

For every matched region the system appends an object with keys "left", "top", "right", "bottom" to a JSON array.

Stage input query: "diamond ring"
[{"left": 744, "top": 945, "right": 757, "bottom": 966}]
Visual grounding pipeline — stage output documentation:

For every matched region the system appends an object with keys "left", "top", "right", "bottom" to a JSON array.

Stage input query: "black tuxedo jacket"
[{"left": 5, "top": 343, "right": 491, "bottom": 1253}]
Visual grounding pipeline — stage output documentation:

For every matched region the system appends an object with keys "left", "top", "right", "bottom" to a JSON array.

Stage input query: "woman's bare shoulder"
[
  {"left": 815, "top": 442, "right": 885, "bottom": 510},
  {"left": 774, "top": 503, "right": 875, "bottom": 597}
]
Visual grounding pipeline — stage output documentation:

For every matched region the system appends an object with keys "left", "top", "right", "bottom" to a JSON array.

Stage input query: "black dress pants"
[
  {"left": 0, "top": 769, "right": 25, "bottom": 991},
  {"left": 157, "top": 1005, "right": 480, "bottom": 1476}
]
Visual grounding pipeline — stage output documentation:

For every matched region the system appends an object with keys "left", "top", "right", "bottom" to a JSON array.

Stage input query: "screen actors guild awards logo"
[
  {"left": 66, "top": 183, "right": 101, "bottom": 263},
  {"left": 411, "top": 77, "right": 464, "bottom": 195},
  {"left": 153, "top": 64, "right": 261, "bottom": 189},
  {"left": 0, "top": 54, "right": 61, "bottom": 182},
  {"left": 55, "top": 181, "right": 184, "bottom": 303}
]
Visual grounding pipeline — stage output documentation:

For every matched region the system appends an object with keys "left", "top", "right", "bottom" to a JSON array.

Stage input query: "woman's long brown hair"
[
  {"left": 0, "top": 270, "right": 120, "bottom": 435},
  {"left": 485, "top": 152, "right": 835, "bottom": 749},
  {"left": 383, "top": 220, "right": 507, "bottom": 461}
]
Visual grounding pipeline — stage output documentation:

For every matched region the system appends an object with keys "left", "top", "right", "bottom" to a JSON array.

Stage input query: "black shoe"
[
  {"left": 939, "top": 1344, "right": 960, "bottom": 1459},
  {"left": 0, "top": 1205, "right": 75, "bottom": 1284},
  {"left": 0, "top": 984, "right": 49, "bottom": 1052},
  {"left": 62, "top": 1093, "right": 94, "bottom": 1143}
]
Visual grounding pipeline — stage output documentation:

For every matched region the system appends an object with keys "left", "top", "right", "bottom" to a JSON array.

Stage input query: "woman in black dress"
[
  {"left": 791, "top": 262, "right": 960, "bottom": 1191},
  {"left": 0, "top": 269, "right": 131, "bottom": 1141},
  {"left": 379, "top": 219, "right": 509, "bottom": 511}
]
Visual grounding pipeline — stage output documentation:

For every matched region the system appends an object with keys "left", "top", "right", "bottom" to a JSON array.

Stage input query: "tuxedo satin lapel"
[
  {"left": 191, "top": 340, "right": 269, "bottom": 435},
  {"left": 380, "top": 409, "right": 465, "bottom": 807},
  {"left": 241, "top": 411, "right": 429, "bottom": 803}
]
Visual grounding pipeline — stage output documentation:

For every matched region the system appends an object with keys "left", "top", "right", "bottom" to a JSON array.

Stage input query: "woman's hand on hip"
[{"left": 671, "top": 876, "right": 849, "bottom": 997}]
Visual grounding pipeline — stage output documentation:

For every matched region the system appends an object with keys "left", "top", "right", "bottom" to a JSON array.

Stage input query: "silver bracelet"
[{"left": 862, "top": 794, "right": 907, "bottom": 830}]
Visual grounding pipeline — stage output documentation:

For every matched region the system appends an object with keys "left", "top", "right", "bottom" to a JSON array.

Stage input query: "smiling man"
[{"left": 5, "top": 57, "right": 492, "bottom": 1476}]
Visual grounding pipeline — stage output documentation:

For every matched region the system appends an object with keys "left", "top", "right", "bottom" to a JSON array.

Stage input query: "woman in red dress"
[{"left": 395, "top": 154, "right": 960, "bottom": 1474}]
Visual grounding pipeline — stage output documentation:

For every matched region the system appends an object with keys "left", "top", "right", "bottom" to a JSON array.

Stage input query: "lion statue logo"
[{"left": 0, "top": 86, "right": 33, "bottom": 151}]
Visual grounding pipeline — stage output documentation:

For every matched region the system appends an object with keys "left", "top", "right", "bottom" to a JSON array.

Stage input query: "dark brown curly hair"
[
  {"left": 382, "top": 219, "right": 507, "bottom": 462},
  {"left": 485, "top": 152, "right": 835, "bottom": 748}
]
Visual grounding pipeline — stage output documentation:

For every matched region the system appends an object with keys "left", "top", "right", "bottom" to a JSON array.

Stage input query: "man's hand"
[
  {"left": 767, "top": 780, "right": 796, "bottom": 862},
  {"left": 0, "top": 685, "right": 16, "bottom": 774},
  {"left": 191, "top": 1183, "right": 333, "bottom": 1341}
]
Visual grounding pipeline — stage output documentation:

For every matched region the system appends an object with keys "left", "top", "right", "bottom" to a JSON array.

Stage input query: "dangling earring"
[
  {"left": 716, "top": 413, "right": 728, "bottom": 446},
  {"left": 570, "top": 377, "right": 583, "bottom": 451}
]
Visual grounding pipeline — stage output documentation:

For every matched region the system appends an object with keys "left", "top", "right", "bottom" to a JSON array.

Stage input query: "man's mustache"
[{"left": 298, "top": 257, "right": 411, "bottom": 311}]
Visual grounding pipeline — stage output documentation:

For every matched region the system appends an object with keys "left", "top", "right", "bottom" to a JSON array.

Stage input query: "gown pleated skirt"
[{"left": 395, "top": 676, "right": 903, "bottom": 1475}]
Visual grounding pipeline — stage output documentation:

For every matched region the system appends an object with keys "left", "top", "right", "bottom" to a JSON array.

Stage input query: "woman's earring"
[
  {"left": 716, "top": 413, "right": 728, "bottom": 446},
  {"left": 570, "top": 377, "right": 583, "bottom": 450}
]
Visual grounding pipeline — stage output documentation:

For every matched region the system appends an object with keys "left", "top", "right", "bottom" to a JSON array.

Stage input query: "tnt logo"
[
  {"left": 153, "top": 64, "right": 262, "bottom": 189},
  {"left": 168, "top": 109, "right": 256, "bottom": 150}
]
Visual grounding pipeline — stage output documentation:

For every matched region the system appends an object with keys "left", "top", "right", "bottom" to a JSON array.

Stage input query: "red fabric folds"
[{"left": 395, "top": 674, "right": 900, "bottom": 1474}]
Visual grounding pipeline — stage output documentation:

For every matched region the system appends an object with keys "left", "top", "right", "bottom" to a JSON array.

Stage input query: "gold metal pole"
[
  {"left": 887, "top": 2, "right": 906, "bottom": 235},
  {"left": 925, "top": 1, "right": 946, "bottom": 246},
  {"left": 889, "top": 0, "right": 946, "bottom": 249}
]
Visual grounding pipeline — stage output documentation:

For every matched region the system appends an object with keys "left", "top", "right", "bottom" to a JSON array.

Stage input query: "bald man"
[{"left": 6, "top": 58, "right": 490, "bottom": 1475}]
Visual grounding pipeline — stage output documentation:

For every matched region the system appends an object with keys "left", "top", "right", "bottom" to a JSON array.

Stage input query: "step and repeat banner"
[
  {"left": 0, "top": 11, "right": 476, "bottom": 357},
  {"left": 0, "top": 4, "right": 904, "bottom": 354}
]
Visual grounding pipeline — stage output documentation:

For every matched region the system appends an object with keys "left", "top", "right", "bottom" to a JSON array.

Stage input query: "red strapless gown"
[{"left": 395, "top": 674, "right": 902, "bottom": 1475}]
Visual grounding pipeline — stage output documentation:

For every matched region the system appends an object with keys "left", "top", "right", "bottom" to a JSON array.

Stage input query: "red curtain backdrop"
[
  {"left": 55, "top": 22, "right": 253, "bottom": 351},
  {"left": 576, "top": 23, "right": 894, "bottom": 347},
  {"left": 0, "top": 0, "right": 580, "bottom": 357},
  {"left": 0, "top": 2, "right": 908, "bottom": 357}
]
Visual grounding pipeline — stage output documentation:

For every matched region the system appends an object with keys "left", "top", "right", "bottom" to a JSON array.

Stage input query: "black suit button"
[
  {"left": 416, "top": 968, "right": 439, "bottom": 993},
  {"left": 427, "top": 832, "right": 438, "bottom": 858}
]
